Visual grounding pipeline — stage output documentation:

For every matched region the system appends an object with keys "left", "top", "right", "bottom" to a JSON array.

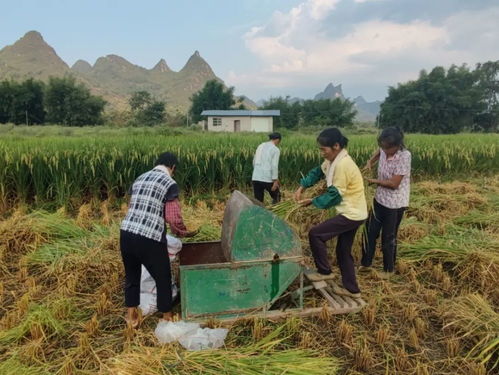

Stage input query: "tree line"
[
  {"left": 258, "top": 97, "right": 357, "bottom": 129},
  {"left": 0, "top": 76, "right": 106, "bottom": 126},
  {"left": 2, "top": 60, "right": 497, "bottom": 133},
  {"left": 378, "top": 61, "right": 499, "bottom": 133}
]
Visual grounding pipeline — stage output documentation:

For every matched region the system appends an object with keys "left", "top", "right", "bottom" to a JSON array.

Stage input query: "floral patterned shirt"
[{"left": 374, "top": 149, "right": 411, "bottom": 209}]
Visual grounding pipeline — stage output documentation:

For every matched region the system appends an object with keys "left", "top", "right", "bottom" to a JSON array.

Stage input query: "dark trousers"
[
  {"left": 120, "top": 230, "right": 172, "bottom": 313},
  {"left": 361, "top": 199, "right": 406, "bottom": 272},
  {"left": 309, "top": 215, "right": 364, "bottom": 293},
  {"left": 252, "top": 180, "right": 281, "bottom": 204}
]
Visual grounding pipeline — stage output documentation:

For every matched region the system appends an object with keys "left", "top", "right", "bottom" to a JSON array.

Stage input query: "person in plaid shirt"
[{"left": 120, "top": 152, "right": 194, "bottom": 328}]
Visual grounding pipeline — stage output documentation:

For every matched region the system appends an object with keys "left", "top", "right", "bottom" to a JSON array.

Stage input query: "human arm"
[
  {"left": 294, "top": 166, "right": 325, "bottom": 201},
  {"left": 366, "top": 151, "right": 410, "bottom": 189},
  {"left": 366, "top": 175, "right": 403, "bottom": 190},
  {"left": 364, "top": 149, "right": 380, "bottom": 170},
  {"left": 307, "top": 163, "right": 348, "bottom": 209},
  {"left": 271, "top": 148, "right": 280, "bottom": 191}
]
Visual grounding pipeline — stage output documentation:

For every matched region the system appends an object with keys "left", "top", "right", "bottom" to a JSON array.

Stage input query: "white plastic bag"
[
  {"left": 138, "top": 235, "right": 181, "bottom": 315},
  {"left": 154, "top": 321, "right": 229, "bottom": 350},
  {"left": 154, "top": 320, "right": 199, "bottom": 344},
  {"left": 166, "top": 234, "right": 182, "bottom": 259},
  {"left": 178, "top": 327, "right": 228, "bottom": 351},
  {"left": 139, "top": 267, "right": 179, "bottom": 315}
]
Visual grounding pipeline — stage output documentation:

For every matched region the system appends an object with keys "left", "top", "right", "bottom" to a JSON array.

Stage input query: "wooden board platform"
[{"left": 304, "top": 269, "right": 367, "bottom": 314}]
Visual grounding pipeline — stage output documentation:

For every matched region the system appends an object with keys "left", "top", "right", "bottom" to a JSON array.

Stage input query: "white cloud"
[{"left": 227, "top": 2, "right": 499, "bottom": 100}]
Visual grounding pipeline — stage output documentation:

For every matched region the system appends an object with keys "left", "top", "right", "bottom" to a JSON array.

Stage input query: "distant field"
[{"left": 0, "top": 126, "right": 497, "bottom": 207}]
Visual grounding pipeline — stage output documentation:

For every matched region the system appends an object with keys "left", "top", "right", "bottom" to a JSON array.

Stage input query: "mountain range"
[
  {"left": 0, "top": 31, "right": 379, "bottom": 120},
  {"left": 0, "top": 31, "right": 255, "bottom": 112}
]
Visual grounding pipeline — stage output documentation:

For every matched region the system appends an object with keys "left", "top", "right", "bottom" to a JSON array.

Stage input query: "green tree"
[
  {"left": 474, "top": 61, "right": 499, "bottom": 132},
  {"left": 129, "top": 91, "right": 152, "bottom": 112},
  {"left": 45, "top": 76, "right": 106, "bottom": 125},
  {"left": 260, "top": 96, "right": 300, "bottom": 129},
  {"left": 189, "top": 80, "right": 235, "bottom": 123},
  {"left": 260, "top": 96, "right": 356, "bottom": 128},
  {"left": 0, "top": 80, "right": 16, "bottom": 124},
  {"left": 129, "top": 91, "right": 165, "bottom": 126},
  {"left": 378, "top": 64, "right": 493, "bottom": 134},
  {"left": 0, "top": 79, "right": 45, "bottom": 125}
]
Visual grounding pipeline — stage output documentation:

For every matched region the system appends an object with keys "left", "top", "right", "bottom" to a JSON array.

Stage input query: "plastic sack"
[
  {"left": 166, "top": 234, "right": 182, "bottom": 258},
  {"left": 138, "top": 235, "right": 181, "bottom": 316},
  {"left": 178, "top": 327, "right": 228, "bottom": 351},
  {"left": 154, "top": 320, "right": 199, "bottom": 344},
  {"left": 139, "top": 267, "right": 179, "bottom": 315},
  {"left": 154, "top": 320, "right": 229, "bottom": 350}
]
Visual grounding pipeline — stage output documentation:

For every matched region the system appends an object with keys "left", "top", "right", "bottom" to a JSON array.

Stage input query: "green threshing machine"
[{"left": 179, "top": 191, "right": 365, "bottom": 322}]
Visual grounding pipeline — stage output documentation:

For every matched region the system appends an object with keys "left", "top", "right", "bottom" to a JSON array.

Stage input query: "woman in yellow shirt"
[{"left": 294, "top": 128, "right": 368, "bottom": 298}]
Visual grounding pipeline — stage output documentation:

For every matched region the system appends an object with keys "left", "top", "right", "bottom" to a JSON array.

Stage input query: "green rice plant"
[
  {"left": 0, "top": 298, "right": 84, "bottom": 344},
  {"left": 0, "top": 356, "right": 50, "bottom": 375},
  {"left": 0, "top": 131, "right": 497, "bottom": 207},
  {"left": 399, "top": 225, "right": 499, "bottom": 264},
  {"left": 183, "top": 224, "right": 221, "bottom": 243}
]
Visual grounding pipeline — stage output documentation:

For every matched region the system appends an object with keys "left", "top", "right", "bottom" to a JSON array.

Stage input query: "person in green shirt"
[{"left": 294, "top": 128, "right": 368, "bottom": 298}]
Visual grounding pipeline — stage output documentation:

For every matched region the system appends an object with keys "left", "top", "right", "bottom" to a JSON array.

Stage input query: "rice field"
[
  {"left": 0, "top": 127, "right": 498, "bottom": 374},
  {"left": 0, "top": 128, "right": 497, "bottom": 209}
]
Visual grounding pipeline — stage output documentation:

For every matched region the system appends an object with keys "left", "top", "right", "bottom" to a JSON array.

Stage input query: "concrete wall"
[
  {"left": 250, "top": 117, "right": 273, "bottom": 132},
  {"left": 206, "top": 116, "right": 273, "bottom": 132}
]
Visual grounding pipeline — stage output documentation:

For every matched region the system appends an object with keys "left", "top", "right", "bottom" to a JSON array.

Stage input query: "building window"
[{"left": 213, "top": 117, "right": 222, "bottom": 126}]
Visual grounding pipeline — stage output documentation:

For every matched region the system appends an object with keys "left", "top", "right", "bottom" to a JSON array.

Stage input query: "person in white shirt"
[{"left": 252, "top": 132, "right": 282, "bottom": 204}]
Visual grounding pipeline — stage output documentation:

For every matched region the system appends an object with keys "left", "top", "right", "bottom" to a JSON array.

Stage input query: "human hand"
[
  {"left": 185, "top": 229, "right": 199, "bottom": 238},
  {"left": 298, "top": 198, "right": 312, "bottom": 206},
  {"left": 271, "top": 181, "right": 279, "bottom": 192},
  {"left": 294, "top": 187, "right": 304, "bottom": 202}
]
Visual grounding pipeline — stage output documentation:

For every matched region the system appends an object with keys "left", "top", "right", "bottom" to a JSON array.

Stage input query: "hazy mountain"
[
  {"left": 314, "top": 83, "right": 345, "bottom": 100},
  {"left": 0, "top": 31, "right": 226, "bottom": 112},
  {"left": 353, "top": 96, "right": 381, "bottom": 122}
]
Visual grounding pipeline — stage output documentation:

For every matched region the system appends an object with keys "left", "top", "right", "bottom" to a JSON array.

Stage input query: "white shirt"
[{"left": 251, "top": 141, "right": 280, "bottom": 183}]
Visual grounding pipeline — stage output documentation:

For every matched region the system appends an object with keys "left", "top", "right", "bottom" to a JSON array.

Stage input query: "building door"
[{"left": 234, "top": 120, "right": 241, "bottom": 132}]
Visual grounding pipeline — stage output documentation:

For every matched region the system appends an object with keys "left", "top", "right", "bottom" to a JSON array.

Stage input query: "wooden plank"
[
  {"left": 341, "top": 295, "right": 357, "bottom": 308},
  {"left": 206, "top": 304, "right": 363, "bottom": 326},
  {"left": 333, "top": 294, "right": 350, "bottom": 308},
  {"left": 311, "top": 280, "right": 328, "bottom": 289},
  {"left": 316, "top": 288, "right": 342, "bottom": 309}
]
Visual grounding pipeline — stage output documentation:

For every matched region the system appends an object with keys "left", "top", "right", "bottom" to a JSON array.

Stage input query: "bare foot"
[
  {"left": 162, "top": 312, "right": 173, "bottom": 322},
  {"left": 125, "top": 307, "right": 140, "bottom": 328}
]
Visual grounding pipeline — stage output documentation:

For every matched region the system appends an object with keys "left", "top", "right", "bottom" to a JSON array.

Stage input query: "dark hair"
[
  {"left": 268, "top": 132, "right": 282, "bottom": 140},
  {"left": 155, "top": 152, "right": 178, "bottom": 168},
  {"left": 317, "top": 128, "right": 348, "bottom": 148},
  {"left": 378, "top": 127, "right": 405, "bottom": 149}
]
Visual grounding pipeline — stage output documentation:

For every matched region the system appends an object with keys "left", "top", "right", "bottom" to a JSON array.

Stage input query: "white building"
[{"left": 201, "top": 110, "right": 280, "bottom": 132}]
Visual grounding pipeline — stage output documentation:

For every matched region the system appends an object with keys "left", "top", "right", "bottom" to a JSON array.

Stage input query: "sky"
[{"left": 1, "top": 0, "right": 498, "bottom": 102}]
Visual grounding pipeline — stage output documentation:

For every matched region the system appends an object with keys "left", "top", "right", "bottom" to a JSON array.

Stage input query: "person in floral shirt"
[{"left": 360, "top": 127, "right": 411, "bottom": 279}]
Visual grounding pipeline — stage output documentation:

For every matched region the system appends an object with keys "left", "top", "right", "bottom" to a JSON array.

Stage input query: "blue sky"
[{"left": 1, "top": 0, "right": 498, "bottom": 102}]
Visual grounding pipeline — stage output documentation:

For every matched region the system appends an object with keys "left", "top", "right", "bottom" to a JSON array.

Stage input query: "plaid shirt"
[
  {"left": 165, "top": 199, "right": 188, "bottom": 237},
  {"left": 121, "top": 167, "right": 176, "bottom": 242}
]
